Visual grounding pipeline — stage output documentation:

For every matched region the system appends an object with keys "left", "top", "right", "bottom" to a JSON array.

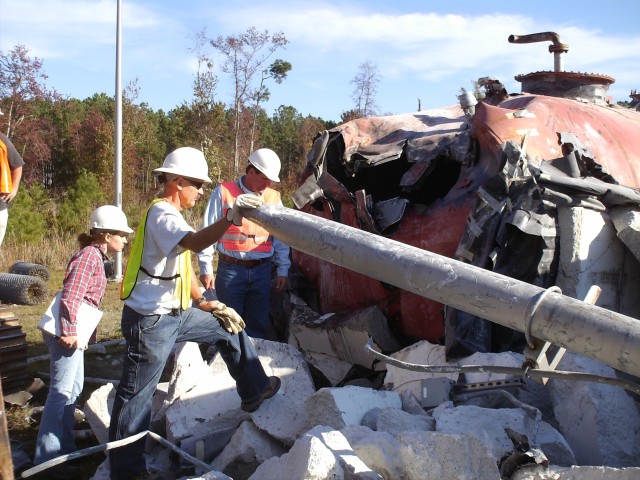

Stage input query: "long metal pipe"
[{"left": 245, "top": 206, "right": 640, "bottom": 377}]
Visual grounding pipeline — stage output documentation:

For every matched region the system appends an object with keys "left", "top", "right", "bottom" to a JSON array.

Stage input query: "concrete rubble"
[{"left": 81, "top": 296, "right": 640, "bottom": 480}]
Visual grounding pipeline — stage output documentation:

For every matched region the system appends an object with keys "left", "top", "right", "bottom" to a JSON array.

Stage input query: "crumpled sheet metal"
[
  {"left": 333, "top": 110, "right": 472, "bottom": 176},
  {"left": 473, "top": 96, "right": 640, "bottom": 189},
  {"left": 293, "top": 96, "right": 640, "bottom": 343},
  {"left": 294, "top": 106, "right": 480, "bottom": 342}
]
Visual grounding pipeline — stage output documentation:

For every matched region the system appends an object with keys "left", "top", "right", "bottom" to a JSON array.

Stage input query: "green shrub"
[
  {"left": 6, "top": 184, "right": 52, "bottom": 244},
  {"left": 57, "top": 169, "right": 105, "bottom": 234}
]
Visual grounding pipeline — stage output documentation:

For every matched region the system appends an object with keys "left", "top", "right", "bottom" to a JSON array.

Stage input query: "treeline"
[{"left": 0, "top": 44, "right": 337, "bottom": 245}]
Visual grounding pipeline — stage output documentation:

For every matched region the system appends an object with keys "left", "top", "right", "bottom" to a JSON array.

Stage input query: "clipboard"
[{"left": 38, "top": 292, "right": 103, "bottom": 349}]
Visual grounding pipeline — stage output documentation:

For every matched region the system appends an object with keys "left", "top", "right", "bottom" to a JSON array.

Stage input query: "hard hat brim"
[{"left": 153, "top": 167, "right": 213, "bottom": 183}]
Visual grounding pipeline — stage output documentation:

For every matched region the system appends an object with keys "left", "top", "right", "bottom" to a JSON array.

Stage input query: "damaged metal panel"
[
  {"left": 291, "top": 37, "right": 640, "bottom": 347},
  {"left": 293, "top": 107, "right": 482, "bottom": 342}
]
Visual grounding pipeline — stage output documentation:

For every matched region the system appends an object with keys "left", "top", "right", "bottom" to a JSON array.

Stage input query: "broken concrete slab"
[
  {"left": 548, "top": 352, "right": 640, "bottom": 467},
  {"left": 556, "top": 207, "right": 640, "bottom": 319},
  {"left": 536, "top": 420, "right": 576, "bottom": 467},
  {"left": 164, "top": 342, "right": 252, "bottom": 444},
  {"left": 246, "top": 339, "right": 317, "bottom": 446},
  {"left": 511, "top": 464, "right": 640, "bottom": 479},
  {"left": 610, "top": 206, "right": 640, "bottom": 264},
  {"left": 83, "top": 383, "right": 115, "bottom": 445},
  {"left": 210, "top": 420, "right": 287, "bottom": 478},
  {"left": 306, "top": 385, "right": 402, "bottom": 430},
  {"left": 362, "top": 406, "right": 435, "bottom": 436},
  {"left": 433, "top": 403, "right": 541, "bottom": 460},
  {"left": 398, "top": 430, "right": 501, "bottom": 479},
  {"left": 303, "top": 350, "right": 353, "bottom": 386},
  {"left": 383, "top": 340, "right": 525, "bottom": 403},
  {"left": 249, "top": 425, "right": 381, "bottom": 480},
  {"left": 288, "top": 305, "right": 400, "bottom": 372},
  {"left": 340, "top": 425, "right": 405, "bottom": 479}
]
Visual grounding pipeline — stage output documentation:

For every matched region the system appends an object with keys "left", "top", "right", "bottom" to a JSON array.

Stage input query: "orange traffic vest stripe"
[
  {"left": 0, "top": 140, "right": 12, "bottom": 194},
  {"left": 218, "top": 181, "right": 279, "bottom": 253}
]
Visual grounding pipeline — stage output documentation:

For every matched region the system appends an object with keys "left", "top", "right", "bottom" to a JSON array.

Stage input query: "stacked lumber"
[{"left": 0, "top": 305, "right": 28, "bottom": 394}]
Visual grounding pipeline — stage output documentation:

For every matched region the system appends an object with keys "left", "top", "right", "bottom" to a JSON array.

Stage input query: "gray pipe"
[
  {"left": 508, "top": 32, "right": 569, "bottom": 72},
  {"left": 245, "top": 205, "right": 640, "bottom": 377}
]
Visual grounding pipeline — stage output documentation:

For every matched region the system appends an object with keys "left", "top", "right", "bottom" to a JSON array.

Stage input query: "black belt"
[{"left": 219, "top": 252, "right": 271, "bottom": 268}]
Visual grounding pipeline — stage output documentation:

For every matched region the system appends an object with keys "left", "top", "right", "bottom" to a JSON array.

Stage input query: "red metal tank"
[{"left": 291, "top": 33, "right": 640, "bottom": 344}]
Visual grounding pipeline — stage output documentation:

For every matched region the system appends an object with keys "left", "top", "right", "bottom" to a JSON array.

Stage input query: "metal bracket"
[{"left": 524, "top": 285, "right": 602, "bottom": 384}]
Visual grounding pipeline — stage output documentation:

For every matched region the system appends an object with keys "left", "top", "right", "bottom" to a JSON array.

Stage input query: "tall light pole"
[{"left": 114, "top": 0, "right": 123, "bottom": 279}]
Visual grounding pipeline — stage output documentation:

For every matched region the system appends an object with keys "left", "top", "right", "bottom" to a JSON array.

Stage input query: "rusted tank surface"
[
  {"left": 476, "top": 95, "right": 640, "bottom": 188},
  {"left": 291, "top": 33, "right": 640, "bottom": 346}
]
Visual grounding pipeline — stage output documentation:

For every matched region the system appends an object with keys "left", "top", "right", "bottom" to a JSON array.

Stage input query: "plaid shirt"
[{"left": 59, "top": 244, "right": 108, "bottom": 338}]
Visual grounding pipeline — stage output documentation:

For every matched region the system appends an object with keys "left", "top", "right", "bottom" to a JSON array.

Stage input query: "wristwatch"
[{"left": 194, "top": 296, "right": 206, "bottom": 306}]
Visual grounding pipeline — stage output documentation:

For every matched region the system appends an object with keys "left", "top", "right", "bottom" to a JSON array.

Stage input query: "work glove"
[
  {"left": 212, "top": 303, "right": 246, "bottom": 334},
  {"left": 226, "top": 193, "right": 263, "bottom": 226}
]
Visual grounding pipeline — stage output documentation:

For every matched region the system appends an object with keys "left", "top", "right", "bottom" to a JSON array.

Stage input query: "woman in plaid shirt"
[{"left": 34, "top": 205, "right": 132, "bottom": 477}]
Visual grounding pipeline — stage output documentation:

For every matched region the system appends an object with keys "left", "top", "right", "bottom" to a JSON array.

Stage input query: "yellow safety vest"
[{"left": 120, "top": 198, "right": 192, "bottom": 310}]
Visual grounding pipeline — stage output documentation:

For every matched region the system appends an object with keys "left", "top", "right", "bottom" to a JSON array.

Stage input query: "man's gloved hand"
[
  {"left": 212, "top": 303, "right": 246, "bottom": 334},
  {"left": 226, "top": 193, "right": 263, "bottom": 227}
]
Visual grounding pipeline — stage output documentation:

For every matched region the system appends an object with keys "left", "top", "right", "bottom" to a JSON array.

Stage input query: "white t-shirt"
[{"left": 124, "top": 201, "right": 193, "bottom": 315}]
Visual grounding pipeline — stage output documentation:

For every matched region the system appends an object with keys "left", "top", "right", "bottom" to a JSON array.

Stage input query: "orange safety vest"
[
  {"left": 218, "top": 182, "right": 279, "bottom": 253},
  {"left": 0, "top": 139, "right": 12, "bottom": 194}
]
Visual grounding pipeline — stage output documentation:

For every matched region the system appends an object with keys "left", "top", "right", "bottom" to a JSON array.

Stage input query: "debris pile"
[{"left": 77, "top": 293, "right": 640, "bottom": 479}]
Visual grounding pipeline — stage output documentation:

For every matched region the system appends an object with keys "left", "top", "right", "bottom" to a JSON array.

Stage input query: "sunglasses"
[{"left": 183, "top": 178, "right": 204, "bottom": 190}]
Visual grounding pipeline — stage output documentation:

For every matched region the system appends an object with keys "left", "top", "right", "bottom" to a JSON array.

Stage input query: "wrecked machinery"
[{"left": 264, "top": 32, "right": 640, "bottom": 373}]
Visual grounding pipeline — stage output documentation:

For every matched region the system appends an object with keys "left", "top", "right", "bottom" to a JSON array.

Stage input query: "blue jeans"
[
  {"left": 108, "top": 305, "right": 269, "bottom": 479},
  {"left": 34, "top": 334, "right": 84, "bottom": 464},
  {"left": 215, "top": 258, "right": 272, "bottom": 339}
]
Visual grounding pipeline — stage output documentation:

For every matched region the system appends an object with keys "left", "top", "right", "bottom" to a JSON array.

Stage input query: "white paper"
[{"left": 38, "top": 292, "right": 104, "bottom": 349}]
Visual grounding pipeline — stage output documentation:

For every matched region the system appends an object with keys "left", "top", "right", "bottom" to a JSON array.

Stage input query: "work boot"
[{"left": 241, "top": 376, "right": 281, "bottom": 413}]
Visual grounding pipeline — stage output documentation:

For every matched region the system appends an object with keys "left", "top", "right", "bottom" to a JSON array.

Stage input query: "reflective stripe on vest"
[
  {"left": 218, "top": 182, "right": 279, "bottom": 253},
  {"left": 120, "top": 198, "right": 192, "bottom": 310},
  {"left": 0, "top": 140, "right": 12, "bottom": 194}
]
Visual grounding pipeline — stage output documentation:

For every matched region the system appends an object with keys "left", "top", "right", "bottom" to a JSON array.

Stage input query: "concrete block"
[
  {"left": 556, "top": 207, "right": 640, "bottom": 318},
  {"left": 610, "top": 206, "right": 640, "bottom": 264},
  {"left": 433, "top": 405, "right": 540, "bottom": 459},
  {"left": 248, "top": 339, "right": 317, "bottom": 446},
  {"left": 304, "top": 350, "right": 353, "bottom": 386},
  {"left": 249, "top": 428, "right": 345, "bottom": 480},
  {"left": 306, "top": 386, "right": 402, "bottom": 430},
  {"left": 548, "top": 352, "right": 640, "bottom": 467},
  {"left": 536, "top": 420, "right": 576, "bottom": 467},
  {"left": 511, "top": 464, "right": 640, "bottom": 479},
  {"left": 341, "top": 425, "right": 405, "bottom": 480},
  {"left": 363, "top": 406, "right": 435, "bottom": 436},
  {"left": 249, "top": 425, "right": 381, "bottom": 480},
  {"left": 398, "top": 431, "right": 501, "bottom": 479},
  {"left": 211, "top": 421, "right": 288, "bottom": 477},
  {"left": 83, "top": 383, "right": 115, "bottom": 445},
  {"left": 289, "top": 305, "right": 400, "bottom": 370},
  {"left": 384, "top": 341, "right": 523, "bottom": 402}
]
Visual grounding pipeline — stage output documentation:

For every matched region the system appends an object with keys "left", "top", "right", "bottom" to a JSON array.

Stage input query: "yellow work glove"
[
  {"left": 212, "top": 303, "right": 246, "bottom": 334},
  {"left": 226, "top": 193, "right": 263, "bottom": 226}
]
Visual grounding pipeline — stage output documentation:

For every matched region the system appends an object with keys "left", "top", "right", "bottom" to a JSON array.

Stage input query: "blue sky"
[{"left": 1, "top": 0, "right": 639, "bottom": 122}]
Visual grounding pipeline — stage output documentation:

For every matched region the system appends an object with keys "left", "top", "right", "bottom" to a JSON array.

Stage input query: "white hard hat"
[
  {"left": 153, "top": 147, "right": 212, "bottom": 183},
  {"left": 90, "top": 205, "right": 133, "bottom": 233},
  {"left": 248, "top": 148, "right": 281, "bottom": 182}
]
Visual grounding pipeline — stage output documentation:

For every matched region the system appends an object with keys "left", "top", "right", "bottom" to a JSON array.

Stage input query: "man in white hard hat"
[
  {"left": 108, "top": 147, "right": 280, "bottom": 480},
  {"left": 0, "top": 107, "right": 25, "bottom": 247},
  {"left": 197, "top": 148, "right": 291, "bottom": 340}
]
